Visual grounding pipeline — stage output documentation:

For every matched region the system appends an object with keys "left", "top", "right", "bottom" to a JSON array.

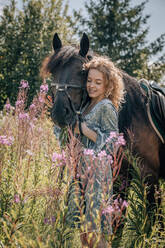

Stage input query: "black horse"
[{"left": 41, "top": 33, "right": 165, "bottom": 204}]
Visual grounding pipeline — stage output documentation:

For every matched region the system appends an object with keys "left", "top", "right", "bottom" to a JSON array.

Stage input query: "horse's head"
[{"left": 44, "top": 33, "right": 90, "bottom": 128}]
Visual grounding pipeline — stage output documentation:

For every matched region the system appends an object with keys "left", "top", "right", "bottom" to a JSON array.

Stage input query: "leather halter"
[{"left": 50, "top": 82, "right": 87, "bottom": 121}]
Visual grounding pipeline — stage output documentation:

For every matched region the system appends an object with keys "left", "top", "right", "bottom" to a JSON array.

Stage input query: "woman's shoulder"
[{"left": 96, "top": 98, "right": 117, "bottom": 112}]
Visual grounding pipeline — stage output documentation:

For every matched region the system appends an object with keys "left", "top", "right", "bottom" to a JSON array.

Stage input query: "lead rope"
[
  {"left": 76, "top": 90, "right": 88, "bottom": 136},
  {"left": 64, "top": 88, "right": 87, "bottom": 136}
]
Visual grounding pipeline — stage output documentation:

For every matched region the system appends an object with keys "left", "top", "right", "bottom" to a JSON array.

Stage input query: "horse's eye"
[
  {"left": 80, "top": 70, "right": 87, "bottom": 76},
  {"left": 67, "top": 88, "right": 82, "bottom": 98}
]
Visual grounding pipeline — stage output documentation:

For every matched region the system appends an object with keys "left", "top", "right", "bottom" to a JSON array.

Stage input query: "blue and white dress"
[
  {"left": 81, "top": 98, "right": 118, "bottom": 152},
  {"left": 54, "top": 98, "right": 118, "bottom": 233}
]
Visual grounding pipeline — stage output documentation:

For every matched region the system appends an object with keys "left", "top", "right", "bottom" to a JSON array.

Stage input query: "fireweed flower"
[
  {"left": 116, "top": 134, "right": 126, "bottom": 146},
  {"left": 38, "top": 96, "right": 45, "bottom": 103},
  {"left": 29, "top": 103, "right": 35, "bottom": 109},
  {"left": 40, "top": 84, "right": 48, "bottom": 93},
  {"left": 0, "top": 135, "right": 14, "bottom": 146},
  {"left": 109, "top": 131, "right": 118, "bottom": 139},
  {"left": 106, "top": 132, "right": 126, "bottom": 147},
  {"left": 84, "top": 149, "right": 95, "bottom": 156},
  {"left": 106, "top": 131, "right": 118, "bottom": 143},
  {"left": 97, "top": 150, "right": 107, "bottom": 160},
  {"left": 52, "top": 151, "right": 66, "bottom": 162},
  {"left": 14, "top": 194, "right": 20, "bottom": 203},
  {"left": 107, "top": 154, "right": 113, "bottom": 164},
  {"left": 122, "top": 200, "right": 128, "bottom": 209},
  {"left": 16, "top": 100, "right": 24, "bottom": 107},
  {"left": 52, "top": 151, "right": 66, "bottom": 167},
  {"left": 102, "top": 205, "right": 114, "bottom": 215},
  {"left": 18, "top": 112, "right": 29, "bottom": 120},
  {"left": 20, "top": 80, "right": 29, "bottom": 89},
  {"left": 4, "top": 103, "right": 12, "bottom": 112},
  {"left": 102, "top": 198, "right": 128, "bottom": 216}
]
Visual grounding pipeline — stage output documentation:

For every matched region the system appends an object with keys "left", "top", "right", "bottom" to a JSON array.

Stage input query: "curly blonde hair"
[{"left": 84, "top": 56, "right": 125, "bottom": 110}]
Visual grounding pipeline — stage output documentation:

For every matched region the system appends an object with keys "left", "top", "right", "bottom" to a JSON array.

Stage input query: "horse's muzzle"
[{"left": 51, "top": 104, "right": 76, "bottom": 128}]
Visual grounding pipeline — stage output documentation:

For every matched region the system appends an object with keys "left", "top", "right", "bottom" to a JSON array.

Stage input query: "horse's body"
[{"left": 41, "top": 33, "right": 165, "bottom": 203}]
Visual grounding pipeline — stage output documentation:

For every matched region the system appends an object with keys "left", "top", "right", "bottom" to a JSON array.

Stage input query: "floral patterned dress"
[
  {"left": 54, "top": 98, "right": 119, "bottom": 233},
  {"left": 81, "top": 98, "right": 118, "bottom": 152}
]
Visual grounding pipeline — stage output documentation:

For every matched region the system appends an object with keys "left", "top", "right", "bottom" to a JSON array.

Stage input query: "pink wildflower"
[
  {"left": 52, "top": 150, "right": 66, "bottom": 166},
  {"left": 29, "top": 103, "right": 35, "bottom": 109},
  {"left": 97, "top": 150, "right": 107, "bottom": 160},
  {"left": 110, "top": 131, "right": 118, "bottom": 139},
  {"left": 107, "top": 155, "right": 113, "bottom": 164},
  {"left": 14, "top": 194, "right": 20, "bottom": 203},
  {"left": 84, "top": 149, "right": 94, "bottom": 156},
  {"left": 116, "top": 134, "right": 126, "bottom": 146},
  {"left": 122, "top": 200, "right": 128, "bottom": 209},
  {"left": 40, "top": 84, "right": 48, "bottom": 93},
  {"left": 38, "top": 96, "right": 45, "bottom": 103},
  {"left": 103, "top": 198, "right": 128, "bottom": 217},
  {"left": 102, "top": 205, "right": 114, "bottom": 215},
  {"left": 5, "top": 103, "right": 12, "bottom": 112},
  {"left": 20, "top": 80, "right": 29, "bottom": 89},
  {"left": 106, "top": 131, "right": 118, "bottom": 143},
  {"left": 18, "top": 112, "right": 29, "bottom": 120},
  {"left": 16, "top": 100, "right": 24, "bottom": 107},
  {"left": 0, "top": 135, "right": 14, "bottom": 146}
]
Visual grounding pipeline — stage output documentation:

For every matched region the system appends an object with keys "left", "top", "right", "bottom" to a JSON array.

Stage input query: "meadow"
[{"left": 0, "top": 81, "right": 165, "bottom": 247}]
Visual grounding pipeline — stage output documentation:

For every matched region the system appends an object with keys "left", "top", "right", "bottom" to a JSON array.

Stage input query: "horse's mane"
[
  {"left": 118, "top": 71, "right": 148, "bottom": 132},
  {"left": 41, "top": 45, "right": 148, "bottom": 132},
  {"left": 40, "top": 46, "right": 87, "bottom": 77}
]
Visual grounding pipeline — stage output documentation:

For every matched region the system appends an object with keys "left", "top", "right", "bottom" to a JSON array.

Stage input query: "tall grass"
[{"left": 0, "top": 81, "right": 164, "bottom": 247}]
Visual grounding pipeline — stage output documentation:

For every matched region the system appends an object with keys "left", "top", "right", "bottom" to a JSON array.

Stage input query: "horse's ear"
[
  {"left": 79, "top": 33, "right": 89, "bottom": 57},
  {"left": 53, "top": 33, "right": 62, "bottom": 51}
]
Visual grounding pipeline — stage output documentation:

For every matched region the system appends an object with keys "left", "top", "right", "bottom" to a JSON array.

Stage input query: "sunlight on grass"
[{"left": 0, "top": 81, "right": 164, "bottom": 247}]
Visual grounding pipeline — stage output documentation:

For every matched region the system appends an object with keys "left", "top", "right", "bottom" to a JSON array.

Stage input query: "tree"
[
  {"left": 74, "top": 0, "right": 165, "bottom": 83},
  {"left": 0, "top": 0, "right": 75, "bottom": 109}
]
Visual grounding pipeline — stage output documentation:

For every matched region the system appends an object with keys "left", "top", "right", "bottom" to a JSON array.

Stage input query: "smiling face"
[{"left": 86, "top": 69, "right": 106, "bottom": 103}]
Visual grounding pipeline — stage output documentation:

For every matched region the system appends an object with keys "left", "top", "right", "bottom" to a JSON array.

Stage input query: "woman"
[{"left": 62, "top": 56, "right": 124, "bottom": 247}]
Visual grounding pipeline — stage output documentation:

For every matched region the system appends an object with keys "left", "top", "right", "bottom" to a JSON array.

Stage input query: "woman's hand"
[{"left": 74, "top": 121, "right": 97, "bottom": 143}]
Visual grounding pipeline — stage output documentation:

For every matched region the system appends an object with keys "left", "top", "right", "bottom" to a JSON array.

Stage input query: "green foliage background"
[
  {"left": 74, "top": 0, "right": 165, "bottom": 82},
  {"left": 0, "top": 89, "right": 165, "bottom": 247},
  {"left": 1, "top": 0, "right": 165, "bottom": 110},
  {"left": 0, "top": 0, "right": 74, "bottom": 109}
]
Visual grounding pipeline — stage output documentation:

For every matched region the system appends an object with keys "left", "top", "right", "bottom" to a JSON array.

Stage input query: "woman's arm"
[{"left": 74, "top": 121, "right": 97, "bottom": 143}]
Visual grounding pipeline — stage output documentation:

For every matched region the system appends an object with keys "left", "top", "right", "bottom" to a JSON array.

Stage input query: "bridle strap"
[
  {"left": 51, "top": 82, "right": 87, "bottom": 119},
  {"left": 51, "top": 83, "right": 85, "bottom": 90}
]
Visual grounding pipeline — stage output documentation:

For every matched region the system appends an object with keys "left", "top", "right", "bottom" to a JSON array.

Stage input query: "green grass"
[{"left": 0, "top": 86, "right": 165, "bottom": 247}]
